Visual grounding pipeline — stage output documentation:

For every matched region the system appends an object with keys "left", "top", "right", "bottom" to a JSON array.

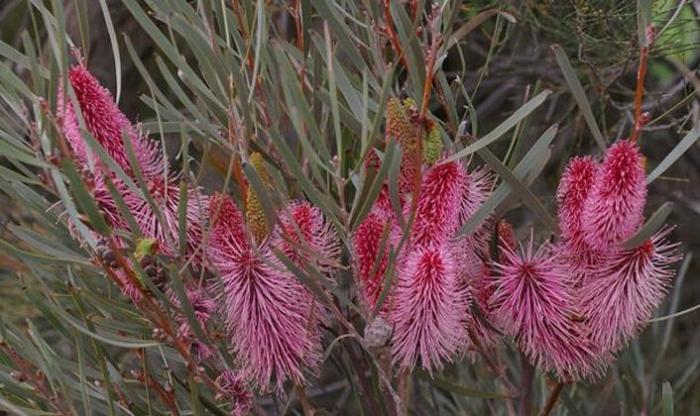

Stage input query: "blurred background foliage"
[{"left": 0, "top": 0, "right": 699, "bottom": 414}]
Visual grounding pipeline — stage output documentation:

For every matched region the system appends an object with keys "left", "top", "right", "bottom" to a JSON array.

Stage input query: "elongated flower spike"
[
  {"left": 216, "top": 370, "right": 253, "bottom": 416},
  {"left": 490, "top": 237, "right": 600, "bottom": 380},
  {"left": 386, "top": 97, "right": 422, "bottom": 195},
  {"left": 578, "top": 227, "right": 680, "bottom": 354},
  {"left": 458, "top": 166, "right": 495, "bottom": 255},
  {"left": 391, "top": 244, "right": 470, "bottom": 373},
  {"left": 58, "top": 62, "right": 162, "bottom": 178},
  {"left": 245, "top": 152, "right": 273, "bottom": 245},
  {"left": 271, "top": 201, "right": 337, "bottom": 360},
  {"left": 582, "top": 140, "right": 647, "bottom": 250},
  {"left": 423, "top": 121, "right": 443, "bottom": 165},
  {"left": 125, "top": 176, "right": 207, "bottom": 262},
  {"left": 208, "top": 193, "right": 248, "bottom": 251},
  {"left": 410, "top": 160, "right": 468, "bottom": 247},
  {"left": 556, "top": 156, "right": 601, "bottom": 283},
  {"left": 208, "top": 198, "right": 322, "bottom": 392},
  {"left": 352, "top": 197, "right": 400, "bottom": 311},
  {"left": 273, "top": 201, "right": 339, "bottom": 277}
]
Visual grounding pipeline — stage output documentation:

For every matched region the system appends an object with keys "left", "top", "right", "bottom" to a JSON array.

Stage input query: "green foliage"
[{"left": 0, "top": 1, "right": 698, "bottom": 415}]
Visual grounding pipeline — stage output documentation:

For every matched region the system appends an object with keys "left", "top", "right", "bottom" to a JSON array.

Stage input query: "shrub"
[{"left": 0, "top": 1, "right": 698, "bottom": 414}]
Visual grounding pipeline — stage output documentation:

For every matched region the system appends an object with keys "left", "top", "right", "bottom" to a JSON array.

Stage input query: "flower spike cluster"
[
  {"left": 559, "top": 140, "right": 678, "bottom": 358},
  {"left": 208, "top": 192, "right": 337, "bottom": 392},
  {"left": 58, "top": 65, "right": 341, "bottom": 392},
  {"left": 55, "top": 62, "right": 685, "bottom": 405},
  {"left": 490, "top": 238, "right": 600, "bottom": 379},
  {"left": 57, "top": 61, "right": 207, "bottom": 263},
  {"left": 581, "top": 140, "right": 647, "bottom": 250},
  {"left": 354, "top": 97, "right": 493, "bottom": 373},
  {"left": 489, "top": 138, "right": 681, "bottom": 381},
  {"left": 59, "top": 62, "right": 162, "bottom": 179}
]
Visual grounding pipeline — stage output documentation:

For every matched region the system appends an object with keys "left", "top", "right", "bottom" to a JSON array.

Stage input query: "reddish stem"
[
  {"left": 0, "top": 341, "right": 70, "bottom": 415},
  {"left": 539, "top": 382, "right": 565, "bottom": 416},
  {"left": 383, "top": 0, "right": 408, "bottom": 69},
  {"left": 631, "top": 25, "right": 655, "bottom": 143},
  {"left": 134, "top": 350, "right": 180, "bottom": 415}
]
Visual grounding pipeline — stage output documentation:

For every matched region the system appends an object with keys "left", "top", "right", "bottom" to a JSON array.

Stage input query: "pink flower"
[
  {"left": 581, "top": 140, "right": 647, "bottom": 250},
  {"left": 454, "top": 167, "right": 494, "bottom": 283},
  {"left": 172, "top": 283, "right": 216, "bottom": 330},
  {"left": 273, "top": 201, "right": 339, "bottom": 277},
  {"left": 458, "top": 166, "right": 493, "bottom": 235},
  {"left": 115, "top": 269, "right": 143, "bottom": 303},
  {"left": 578, "top": 228, "right": 680, "bottom": 353},
  {"left": 490, "top": 238, "right": 600, "bottom": 380},
  {"left": 79, "top": 170, "right": 124, "bottom": 229},
  {"left": 557, "top": 156, "right": 597, "bottom": 243},
  {"left": 556, "top": 156, "right": 602, "bottom": 284},
  {"left": 124, "top": 176, "right": 207, "bottom": 262},
  {"left": 391, "top": 244, "right": 470, "bottom": 373},
  {"left": 463, "top": 220, "right": 516, "bottom": 358},
  {"left": 208, "top": 193, "right": 248, "bottom": 250},
  {"left": 410, "top": 161, "right": 468, "bottom": 247},
  {"left": 215, "top": 370, "right": 253, "bottom": 416},
  {"left": 352, "top": 196, "right": 400, "bottom": 311},
  {"left": 172, "top": 284, "right": 216, "bottom": 362},
  {"left": 209, "top": 200, "right": 323, "bottom": 392},
  {"left": 59, "top": 63, "right": 162, "bottom": 178}
]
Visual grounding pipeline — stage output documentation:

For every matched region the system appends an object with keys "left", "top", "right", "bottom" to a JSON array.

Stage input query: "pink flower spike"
[
  {"left": 411, "top": 160, "right": 468, "bottom": 247},
  {"left": 172, "top": 284, "right": 216, "bottom": 328},
  {"left": 391, "top": 244, "right": 470, "bottom": 373},
  {"left": 60, "top": 63, "right": 162, "bottom": 177},
  {"left": 556, "top": 156, "right": 602, "bottom": 283},
  {"left": 557, "top": 156, "right": 598, "bottom": 244},
  {"left": 210, "top": 238, "right": 322, "bottom": 392},
  {"left": 490, "top": 238, "right": 600, "bottom": 380},
  {"left": 579, "top": 227, "right": 680, "bottom": 353},
  {"left": 352, "top": 207, "right": 399, "bottom": 311},
  {"left": 216, "top": 370, "right": 253, "bottom": 416},
  {"left": 208, "top": 193, "right": 248, "bottom": 255},
  {"left": 582, "top": 140, "right": 647, "bottom": 250},
  {"left": 125, "top": 176, "right": 207, "bottom": 262},
  {"left": 273, "top": 201, "right": 339, "bottom": 276},
  {"left": 458, "top": 166, "right": 494, "bottom": 230}
]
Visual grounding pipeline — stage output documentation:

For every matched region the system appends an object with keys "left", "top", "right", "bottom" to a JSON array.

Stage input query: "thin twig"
[
  {"left": 518, "top": 352, "right": 534, "bottom": 416},
  {"left": 418, "top": 4, "right": 443, "bottom": 122},
  {"left": 382, "top": 0, "right": 408, "bottom": 69},
  {"left": 131, "top": 365, "right": 180, "bottom": 416},
  {"left": 539, "top": 382, "right": 565, "bottom": 416},
  {"left": 631, "top": 25, "right": 655, "bottom": 143},
  {"left": 0, "top": 341, "right": 71, "bottom": 415},
  {"left": 295, "top": 384, "right": 315, "bottom": 416}
]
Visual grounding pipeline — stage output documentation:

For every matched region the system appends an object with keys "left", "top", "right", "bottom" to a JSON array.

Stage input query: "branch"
[
  {"left": 631, "top": 25, "right": 655, "bottom": 142},
  {"left": 539, "top": 382, "right": 565, "bottom": 416}
]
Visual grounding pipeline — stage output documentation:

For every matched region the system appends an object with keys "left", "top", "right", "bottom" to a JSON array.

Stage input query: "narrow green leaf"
[
  {"left": 622, "top": 202, "right": 673, "bottom": 249},
  {"left": 349, "top": 141, "right": 400, "bottom": 229},
  {"left": 477, "top": 137, "right": 558, "bottom": 232},
  {"left": 551, "top": 44, "right": 607, "bottom": 151},
  {"left": 650, "top": 304, "right": 700, "bottom": 323},
  {"left": 415, "top": 369, "right": 510, "bottom": 399},
  {"left": 61, "top": 159, "right": 110, "bottom": 236},
  {"left": 647, "top": 126, "right": 700, "bottom": 184},
  {"left": 52, "top": 306, "right": 161, "bottom": 348},
  {"left": 662, "top": 381, "right": 674, "bottom": 416},
  {"left": 444, "top": 90, "right": 552, "bottom": 163},
  {"left": 97, "top": 0, "right": 121, "bottom": 104},
  {"left": 309, "top": 0, "right": 368, "bottom": 75},
  {"left": 457, "top": 124, "right": 558, "bottom": 237}
]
